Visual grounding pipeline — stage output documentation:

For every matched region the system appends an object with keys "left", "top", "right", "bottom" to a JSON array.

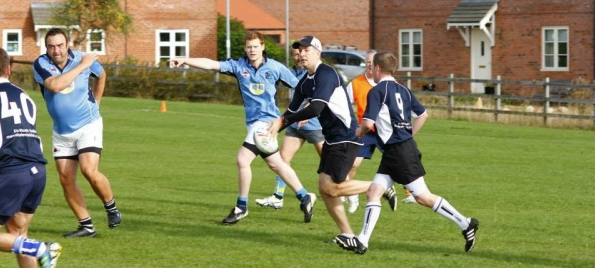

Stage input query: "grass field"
[{"left": 2, "top": 91, "right": 595, "bottom": 268}]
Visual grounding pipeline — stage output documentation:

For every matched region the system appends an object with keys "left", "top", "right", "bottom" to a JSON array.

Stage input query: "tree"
[
  {"left": 217, "top": 15, "right": 286, "bottom": 63},
  {"left": 50, "top": 0, "right": 133, "bottom": 46}
]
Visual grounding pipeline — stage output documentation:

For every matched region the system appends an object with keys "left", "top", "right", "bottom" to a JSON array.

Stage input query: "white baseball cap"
[{"left": 292, "top": 36, "right": 322, "bottom": 52}]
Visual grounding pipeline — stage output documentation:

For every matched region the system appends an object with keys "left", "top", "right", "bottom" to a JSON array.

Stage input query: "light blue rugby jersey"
[
  {"left": 219, "top": 56, "right": 298, "bottom": 126},
  {"left": 33, "top": 49, "right": 103, "bottom": 134},
  {"left": 289, "top": 67, "right": 321, "bottom": 131}
]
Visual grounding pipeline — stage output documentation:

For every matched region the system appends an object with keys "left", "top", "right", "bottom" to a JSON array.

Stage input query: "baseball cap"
[{"left": 292, "top": 36, "right": 322, "bottom": 52}]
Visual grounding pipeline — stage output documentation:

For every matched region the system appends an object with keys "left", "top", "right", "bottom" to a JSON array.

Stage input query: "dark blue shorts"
[
  {"left": 0, "top": 163, "right": 46, "bottom": 225},
  {"left": 358, "top": 132, "right": 383, "bottom": 159}
]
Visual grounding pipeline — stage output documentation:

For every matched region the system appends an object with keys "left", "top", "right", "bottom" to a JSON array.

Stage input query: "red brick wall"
[
  {"left": 249, "top": 0, "right": 371, "bottom": 50},
  {"left": 1, "top": 0, "right": 217, "bottom": 64},
  {"left": 374, "top": 0, "right": 595, "bottom": 86}
]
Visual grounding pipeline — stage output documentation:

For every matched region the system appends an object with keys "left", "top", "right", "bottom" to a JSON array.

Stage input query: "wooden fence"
[{"left": 11, "top": 59, "right": 595, "bottom": 126}]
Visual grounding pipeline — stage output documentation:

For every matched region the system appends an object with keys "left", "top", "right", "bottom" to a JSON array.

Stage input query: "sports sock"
[
  {"left": 103, "top": 199, "right": 118, "bottom": 213},
  {"left": 237, "top": 196, "right": 248, "bottom": 211},
  {"left": 274, "top": 176, "right": 286, "bottom": 198},
  {"left": 295, "top": 188, "right": 308, "bottom": 201},
  {"left": 12, "top": 236, "right": 47, "bottom": 258},
  {"left": 79, "top": 217, "right": 95, "bottom": 230},
  {"left": 357, "top": 202, "right": 381, "bottom": 245},
  {"left": 432, "top": 196, "right": 469, "bottom": 230}
]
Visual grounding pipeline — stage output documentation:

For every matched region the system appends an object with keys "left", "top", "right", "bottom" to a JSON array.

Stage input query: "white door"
[{"left": 470, "top": 28, "right": 492, "bottom": 93}]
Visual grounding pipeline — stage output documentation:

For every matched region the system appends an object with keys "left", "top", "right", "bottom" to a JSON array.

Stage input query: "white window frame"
[
  {"left": 3, "top": 29, "right": 23, "bottom": 56},
  {"left": 398, "top": 29, "right": 423, "bottom": 71},
  {"left": 86, "top": 29, "right": 106, "bottom": 55},
  {"left": 542, "top": 26, "right": 569, "bottom": 71},
  {"left": 155, "top": 29, "right": 190, "bottom": 67}
]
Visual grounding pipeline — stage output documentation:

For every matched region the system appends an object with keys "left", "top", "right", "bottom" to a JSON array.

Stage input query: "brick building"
[
  {"left": 1, "top": 0, "right": 218, "bottom": 65},
  {"left": 373, "top": 0, "right": 595, "bottom": 92},
  {"left": 3, "top": 0, "right": 594, "bottom": 93}
]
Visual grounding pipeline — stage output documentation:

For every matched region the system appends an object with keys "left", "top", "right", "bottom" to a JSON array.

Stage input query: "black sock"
[
  {"left": 79, "top": 217, "right": 94, "bottom": 230},
  {"left": 104, "top": 199, "right": 118, "bottom": 213}
]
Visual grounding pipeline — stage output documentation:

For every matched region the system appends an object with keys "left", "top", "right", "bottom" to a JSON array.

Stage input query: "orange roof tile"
[{"left": 216, "top": 0, "right": 285, "bottom": 29}]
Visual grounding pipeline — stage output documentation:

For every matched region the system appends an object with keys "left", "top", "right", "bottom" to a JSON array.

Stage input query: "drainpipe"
[
  {"left": 125, "top": 0, "right": 128, "bottom": 59},
  {"left": 370, "top": 0, "right": 375, "bottom": 49}
]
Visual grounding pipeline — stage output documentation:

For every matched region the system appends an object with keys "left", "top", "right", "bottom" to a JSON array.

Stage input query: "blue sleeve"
[
  {"left": 89, "top": 61, "right": 104, "bottom": 78},
  {"left": 408, "top": 89, "right": 426, "bottom": 116},
  {"left": 312, "top": 68, "right": 340, "bottom": 103},
  {"left": 364, "top": 87, "right": 382, "bottom": 121},
  {"left": 277, "top": 62, "right": 299, "bottom": 88},
  {"left": 32, "top": 57, "right": 52, "bottom": 84},
  {"left": 219, "top": 59, "right": 237, "bottom": 77}
]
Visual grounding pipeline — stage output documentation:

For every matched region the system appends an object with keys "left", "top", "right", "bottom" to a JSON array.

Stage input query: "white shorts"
[
  {"left": 52, "top": 118, "right": 103, "bottom": 158},
  {"left": 244, "top": 121, "right": 270, "bottom": 145}
]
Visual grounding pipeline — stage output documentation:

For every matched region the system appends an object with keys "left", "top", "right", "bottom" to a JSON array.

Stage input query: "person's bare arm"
[
  {"left": 93, "top": 71, "right": 106, "bottom": 106},
  {"left": 170, "top": 58, "right": 221, "bottom": 71},
  {"left": 43, "top": 53, "right": 98, "bottom": 93},
  {"left": 411, "top": 112, "right": 428, "bottom": 136}
]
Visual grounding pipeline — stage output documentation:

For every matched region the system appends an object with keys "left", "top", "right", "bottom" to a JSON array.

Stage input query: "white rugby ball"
[{"left": 253, "top": 127, "right": 279, "bottom": 154}]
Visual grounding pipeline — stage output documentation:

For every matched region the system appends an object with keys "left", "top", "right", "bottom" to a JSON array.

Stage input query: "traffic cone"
[{"left": 160, "top": 101, "right": 167, "bottom": 112}]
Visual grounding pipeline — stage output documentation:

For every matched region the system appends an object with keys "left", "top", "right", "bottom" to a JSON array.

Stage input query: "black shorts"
[
  {"left": 377, "top": 139, "right": 426, "bottom": 185},
  {"left": 318, "top": 142, "right": 361, "bottom": 183}
]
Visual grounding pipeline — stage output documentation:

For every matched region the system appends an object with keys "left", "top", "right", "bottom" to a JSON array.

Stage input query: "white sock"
[
  {"left": 432, "top": 196, "right": 469, "bottom": 230},
  {"left": 357, "top": 201, "right": 381, "bottom": 246}
]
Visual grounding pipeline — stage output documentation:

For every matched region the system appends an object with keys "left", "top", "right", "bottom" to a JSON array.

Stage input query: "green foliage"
[
  {"left": 102, "top": 64, "right": 242, "bottom": 104},
  {"left": 51, "top": 0, "right": 133, "bottom": 44},
  {"left": 4, "top": 94, "right": 595, "bottom": 267},
  {"left": 216, "top": 15, "right": 286, "bottom": 62}
]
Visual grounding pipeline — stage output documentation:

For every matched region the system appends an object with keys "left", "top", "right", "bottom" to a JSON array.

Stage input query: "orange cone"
[{"left": 160, "top": 101, "right": 167, "bottom": 112}]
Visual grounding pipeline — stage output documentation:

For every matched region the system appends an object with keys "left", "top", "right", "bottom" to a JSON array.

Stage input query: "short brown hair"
[
  {"left": 0, "top": 48, "right": 9, "bottom": 76},
  {"left": 373, "top": 51, "right": 397, "bottom": 75},
  {"left": 45, "top": 28, "right": 69, "bottom": 47},
  {"left": 244, "top": 31, "right": 265, "bottom": 44}
]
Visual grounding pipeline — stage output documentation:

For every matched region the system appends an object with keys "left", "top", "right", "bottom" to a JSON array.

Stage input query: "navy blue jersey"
[
  {"left": 290, "top": 63, "right": 360, "bottom": 144},
  {"left": 0, "top": 78, "right": 48, "bottom": 168},
  {"left": 363, "top": 77, "right": 426, "bottom": 147}
]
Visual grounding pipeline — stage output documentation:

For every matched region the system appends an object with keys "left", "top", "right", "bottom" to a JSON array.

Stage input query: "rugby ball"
[{"left": 253, "top": 127, "right": 279, "bottom": 154}]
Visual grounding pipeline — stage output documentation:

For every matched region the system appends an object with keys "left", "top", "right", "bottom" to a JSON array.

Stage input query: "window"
[
  {"left": 399, "top": 29, "right": 422, "bottom": 71},
  {"left": 542, "top": 27, "right": 568, "bottom": 71},
  {"left": 321, "top": 52, "right": 346, "bottom": 65},
  {"left": 156, "top": 29, "right": 189, "bottom": 67},
  {"left": 86, "top": 30, "right": 106, "bottom": 54},
  {"left": 3, "top": 30, "right": 22, "bottom": 56}
]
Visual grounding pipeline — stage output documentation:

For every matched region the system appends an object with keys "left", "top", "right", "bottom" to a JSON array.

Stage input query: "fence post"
[
  {"left": 406, "top": 71, "right": 411, "bottom": 89},
  {"left": 494, "top": 75, "right": 501, "bottom": 122},
  {"left": 543, "top": 77, "right": 550, "bottom": 125},
  {"left": 114, "top": 61, "right": 120, "bottom": 77},
  {"left": 448, "top": 73, "right": 454, "bottom": 119}
]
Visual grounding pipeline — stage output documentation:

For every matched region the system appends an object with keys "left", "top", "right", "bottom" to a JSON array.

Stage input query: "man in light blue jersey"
[
  {"left": 255, "top": 45, "right": 324, "bottom": 209},
  {"left": 343, "top": 52, "right": 479, "bottom": 254},
  {"left": 33, "top": 28, "right": 121, "bottom": 238},
  {"left": 0, "top": 47, "right": 61, "bottom": 268},
  {"left": 171, "top": 31, "right": 316, "bottom": 224}
]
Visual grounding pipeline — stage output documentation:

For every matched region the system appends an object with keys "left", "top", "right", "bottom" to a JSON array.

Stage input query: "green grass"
[{"left": 2, "top": 91, "right": 595, "bottom": 268}]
